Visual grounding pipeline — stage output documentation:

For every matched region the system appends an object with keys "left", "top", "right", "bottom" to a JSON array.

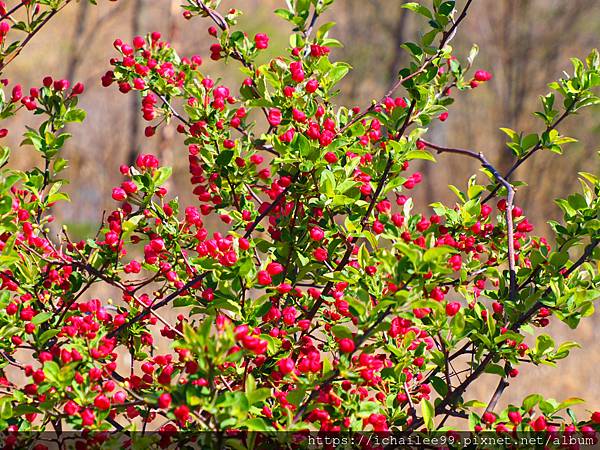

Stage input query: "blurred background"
[{"left": 1, "top": 0, "right": 599, "bottom": 416}]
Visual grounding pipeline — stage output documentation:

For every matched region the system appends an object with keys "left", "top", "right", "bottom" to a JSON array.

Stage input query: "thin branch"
[
  {"left": 437, "top": 332, "right": 452, "bottom": 393},
  {"left": 339, "top": 0, "right": 474, "bottom": 135},
  {"left": 0, "top": 2, "right": 28, "bottom": 23},
  {"left": 194, "top": 0, "right": 228, "bottom": 31},
  {"left": 304, "top": 100, "right": 416, "bottom": 322},
  {"left": 482, "top": 100, "right": 578, "bottom": 204},
  {"left": 107, "top": 270, "right": 209, "bottom": 338},
  {"left": 404, "top": 382, "right": 417, "bottom": 419},
  {"left": 0, "top": 1, "right": 73, "bottom": 73},
  {"left": 70, "top": 261, "right": 184, "bottom": 338},
  {"left": 511, "top": 238, "right": 599, "bottom": 331},
  {"left": 154, "top": 91, "right": 192, "bottom": 127},
  {"left": 0, "top": 351, "right": 24, "bottom": 370},
  {"left": 485, "top": 365, "right": 510, "bottom": 414},
  {"left": 242, "top": 176, "right": 297, "bottom": 239},
  {"left": 420, "top": 139, "right": 517, "bottom": 301},
  {"left": 304, "top": 0, "right": 322, "bottom": 41},
  {"left": 403, "top": 238, "right": 599, "bottom": 434}
]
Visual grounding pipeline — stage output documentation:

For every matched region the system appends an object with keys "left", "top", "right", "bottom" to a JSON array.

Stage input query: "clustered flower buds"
[{"left": 0, "top": 0, "right": 597, "bottom": 446}]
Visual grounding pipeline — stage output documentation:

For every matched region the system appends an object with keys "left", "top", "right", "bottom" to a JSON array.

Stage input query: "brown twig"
[
  {"left": 303, "top": 101, "right": 417, "bottom": 322},
  {"left": 339, "top": 0, "right": 474, "bottom": 135},
  {"left": 420, "top": 139, "right": 517, "bottom": 301},
  {"left": 154, "top": 91, "right": 192, "bottom": 127},
  {"left": 0, "top": 1, "right": 73, "bottom": 73},
  {"left": 485, "top": 364, "right": 510, "bottom": 414},
  {"left": 403, "top": 238, "right": 599, "bottom": 434},
  {"left": 0, "top": 2, "right": 28, "bottom": 23}
]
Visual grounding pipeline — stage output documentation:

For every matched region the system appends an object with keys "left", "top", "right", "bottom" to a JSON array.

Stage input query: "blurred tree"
[
  {"left": 128, "top": 0, "right": 145, "bottom": 166},
  {"left": 156, "top": 0, "right": 181, "bottom": 192},
  {"left": 65, "top": 0, "right": 90, "bottom": 83},
  {"left": 456, "top": 0, "right": 600, "bottom": 227},
  {"left": 329, "top": 0, "right": 600, "bottom": 228},
  {"left": 481, "top": 0, "right": 598, "bottom": 173}
]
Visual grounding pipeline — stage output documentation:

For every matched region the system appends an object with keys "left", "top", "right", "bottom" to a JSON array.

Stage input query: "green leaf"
[
  {"left": 448, "top": 184, "right": 466, "bottom": 202},
  {"left": 47, "top": 192, "right": 70, "bottom": 204},
  {"left": 534, "top": 334, "right": 555, "bottom": 355},
  {"left": 53, "top": 157, "right": 68, "bottom": 173},
  {"left": 293, "top": 133, "right": 312, "bottom": 158},
  {"left": 331, "top": 325, "right": 353, "bottom": 339},
  {"left": 38, "top": 329, "right": 59, "bottom": 346},
  {"left": 467, "top": 44, "right": 479, "bottom": 66},
  {"left": 402, "top": 2, "right": 433, "bottom": 19},
  {"left": 245, "top": 373, "right": 256, "bottom": 395},
  {"left": 285, "top": 387, "right": 306, "bottom": 407},
  {"left": 484, "top": 364, "right": 505, "bottom": 376},
  {"left": 424, "top": 245, "right": 454, "bottom": 262},
  {"left": 43, "top": 361, "right": 61, "bottom": 385},
  {"left": 32, "top": 312, "right": 53, "bottom": 325},
  {"left": 539, "top": 399, "right": 558, "bottom": 415},
  {"left": 549, "top": 251, "right": 569, "bottom": 268},
  {"left": 319, "top": 169, "right": 336, "bottom": 196},
  {"left": 358, "top": 401, "right": 381, "bottom": 416},
  {"left": 464, "top": 399, "right": 487, "bottom": 408},
  {"left": 430, "top": 376, "right": 448, "bottom": 397},
  {"left": 401, "top": 42, "right": 424, "bottom": 61},
  {"left": 295, "top": 0, "right": 311, "bottom": 17},
  {"left": 327, "top": 63, "right": 350, "bottom": 87},
  {"left": 0, "top": 147, "right": 10, "bottom": 167},
  {"left": 216, "top": 150, "right": 234, "bottom": 166},
  {"left": 438, "top": 0, "right": 456, "bottom": 16},
  {"left": 567, "top": 193, "right": 587, "bottom": 210},
  {"left": 246, "top": 388, "right": 271, "bottom": 406},
  {"left": 555, "top": 397, "right": 585, "bottom": 411},
  {"left": 522, "top": 393, "right": 542, "bottom": 411},
  {"left": 153, "top": 166, "right": 172, "bottom": 187},
  {"left": 243, "top": 417, "right": 272, "bottom": 431},
  {"left": 450, "top": 311, "right": 465, "bottom": 337},
  {"left": 405, "top": 150, "right": 436, "bottom": 162},
  {"left": 121, "top": 215, "right": 143, "bottom": 234},
  {"left": 316, "top": 21, "right": 336, "bottom": 39},
  {"left": 420, "top": 398, "right": 435, "bottom": 429},
  {"left": 0, "top": 397, "right": 12, "bottom": 420},
  {"left": 554, "top": 341, "right": 581, "bottom": 360},
  {"left": 274, "top": 8, "right": 294, "bottom": 21},
  {"left": 64, "top": 108, "right": 86, "bottom": 123}
]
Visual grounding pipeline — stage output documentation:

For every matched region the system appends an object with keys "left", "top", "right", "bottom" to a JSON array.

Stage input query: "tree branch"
[
  {"left": 421, "top": 139, "right": 517, "bottom": 301},
  {"left": 485, "top": 368, "right": 510, "bottom": 414},
  {"left": 403, "top": 238, "right": 599, "bottom": 434},
  {"left": 510, "top": 238, "right": 599, "bottom": 331},
  {"left": 0, "top": 1, "right": 73, "bottom": 73},
  {"left": 482, "top": 99, "right": 578, "bottom": 204},
  {"left": 303, "top": 100, "right": 416, "bottom": 322},
  {"left": 340, "top": 0, "right": 474, "bottom": 134}
]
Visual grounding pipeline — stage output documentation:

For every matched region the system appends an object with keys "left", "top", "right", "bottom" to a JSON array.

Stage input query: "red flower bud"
[{"left": 278, "top": 357, "right": 295, "bottom": 375}]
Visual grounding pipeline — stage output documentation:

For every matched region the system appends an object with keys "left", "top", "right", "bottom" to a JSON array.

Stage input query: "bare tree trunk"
[
  {"left": 386, "top": 1, "right": 409, "bottom": 89},
  {"left": 65, "top": 0, "right": 90, "bottom": 83},
  {"left": 47, "top": 1, "right": 92, "bottom": 237},
  {"left": 157, "top": 0, "right": 180, "bottom": 191},
  {"left": 127, "top": 0, "right": 144, "bottom": 166}
]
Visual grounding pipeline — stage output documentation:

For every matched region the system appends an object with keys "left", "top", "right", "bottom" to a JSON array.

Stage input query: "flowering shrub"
[{"left": 0, "top": 0, "right": 599, "bottom": 447}]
